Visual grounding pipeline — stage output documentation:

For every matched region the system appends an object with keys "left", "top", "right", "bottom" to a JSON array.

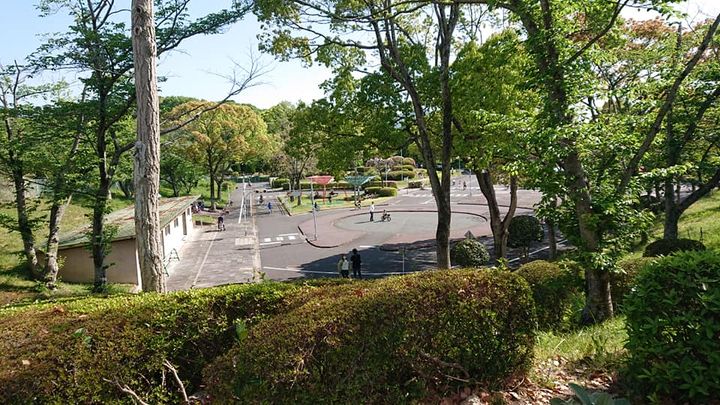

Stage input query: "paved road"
[{"left": 255, "top": 178, "right": 542, "bottom": 281}]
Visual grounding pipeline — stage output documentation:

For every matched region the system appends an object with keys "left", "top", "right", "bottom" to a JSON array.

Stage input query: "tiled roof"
[{"left": 59, "top": 195, "right": 199, "bottom": 249}]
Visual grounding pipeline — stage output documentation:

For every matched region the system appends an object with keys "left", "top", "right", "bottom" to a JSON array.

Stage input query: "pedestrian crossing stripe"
[{"left": 260, "top": 233, "right": 301, "bottom": 246}]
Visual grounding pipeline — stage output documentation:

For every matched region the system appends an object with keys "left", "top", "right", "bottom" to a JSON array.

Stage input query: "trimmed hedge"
[
  {"left": 364, "top": 186, "right": 382, "bottom": 195},
  {"left": 625, "top": 251, "right": 720, "bottom": 402},
  {"left": 451, "top": 238, "right": 489, "bottom": 267},
  {"left": 396, "top": 164, "right": 416, "bottom": 171},
  {"left": 643, "top": 238, "right": 706, "bottom": 257},
  {"left": 204, "top": 270, "right": 537, "bottom": 402},
  {"left": 365, "top": 180, "right": 398, "bottom": 189},
  {"left": 378, "top": 187, "right": 397, "bottom": 197},
  {"left": 271, "top": 178, "right": 289, "bottom": 188},
  {"left": 508, "top": 215, "right": 544, "bottom": 249},
  {"left": 402, "top": 157, "right": 416, "bottom": 166},
  {"left": 0, "top": 283, "right": 299, "bottom": 404},
  {"left": 516, "top": 260, "right": 581, "bottom": 331},
  {"left": 386, "top": 170, "right": 416, "bottom": 180}
]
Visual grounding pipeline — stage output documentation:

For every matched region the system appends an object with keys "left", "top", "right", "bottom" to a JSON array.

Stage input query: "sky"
[{"left": 1, "top": 1, "right": 719, "bottom": 109}]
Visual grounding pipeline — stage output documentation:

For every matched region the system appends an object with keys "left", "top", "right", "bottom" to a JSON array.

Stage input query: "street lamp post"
[{"left": 310, "top": 180, "right": 318, "bottom": 240}]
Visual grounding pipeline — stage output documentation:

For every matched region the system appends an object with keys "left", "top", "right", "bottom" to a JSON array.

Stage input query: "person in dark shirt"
[{"left": 350, "top": 248, "right": 362, "bottom": 279}]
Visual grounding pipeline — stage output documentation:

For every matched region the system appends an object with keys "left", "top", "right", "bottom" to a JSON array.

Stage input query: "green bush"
[
  {"left": 402, "top": 157, "right": 416, "bottom": 166},
  {"left": 624, "top": 251, "right": 720, "bottom": 402},
  {"left": 396, "top": 164, "right": 416, "bottom": 171},
  {"left": 516, "top": 260, "right": 581, "bottom": 331},
  {"left": 327, "top": 181, "right": 354, "bottom": 190},
  {"left": 508, "top": 215, "right": 544, "bottom": 249},
  {"left": 271, "top": 178, "right": 289, "bottom": 188},
  {"left": 611, "top": 257, "right": 654, "bottom": 312},
  {"left": 408, "top": 180, "right": 426, "bottom": 188},
  {"left": 355, "top": 167, "right": 379, "bottom": 176},
  {"left": 204, "top": 270, "right": 537, "bottom": 402},
  {"left": 386, "top": 170, "right": 416, "bottom": 180},
  {"left": 364, "top": 186, "right": 382, "bottom": 196},
  {"left": 0, "top": 283, "right": 299, "bottom": 404},
  {"left": 378, "top": 187, "right": 397, "bottom": 197},
  {"left": 451, "top": 238, "right": 490, "bottom": 267},
  {"left": 642, "top": 238, "right": 706, "bottom": 257},
  {"left": 365, "top": 180, "right": 398, "bottom": 189}
]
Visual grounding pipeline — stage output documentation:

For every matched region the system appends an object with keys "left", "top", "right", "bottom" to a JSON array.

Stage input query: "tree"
[
  {"left": 0, "top": 63, "right": 46, "bottom": 278},
  {"left": 255, "top": 0, "right": 463, "bottom": 268},
  {"left": 160, "top": 151, "right": 201, "bottom": 196},
  {"left": 458, "top": 0, "right": 720, "bottom": 323},
  {"left": 452, "top": 30, "right": 537, "bottom": 260},
  {"left": 176, "top": 101, "right": 269, "bottom": 210},
  {"left": 32, "top": 0, "right": 249, "bottom": 291},
  {"left": 132, "top": 0, "right": 164, "bottom": 292}
]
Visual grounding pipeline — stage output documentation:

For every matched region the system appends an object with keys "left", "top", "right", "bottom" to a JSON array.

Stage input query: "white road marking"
[
  {"left": 421, "top": 199, "right": 433, "bottom": 205},
  {"left": 263, "top": 237, "right": 271, "bottom": 242},
  {"left": 358, "top": 245, "right": 375, "bottom": 248},
  {"left": 275, "top": 236, "right": 283, "bottom": 241},
  {"left": 287, "top": 235, "right": 296, "bottom": 240},
  {"left": 191, "top": 231, "right": 218, "bottom": 288},
  {"left": 260, "top": 241, "right": 282, "bottom": 246},
  {"left": 279, "top": 233, "right": 299, "bottom": 237}
]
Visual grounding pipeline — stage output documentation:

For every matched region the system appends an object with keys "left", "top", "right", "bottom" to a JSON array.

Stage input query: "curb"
[{"left": 297, "top": 225, "right": 343, "bottom": 249}]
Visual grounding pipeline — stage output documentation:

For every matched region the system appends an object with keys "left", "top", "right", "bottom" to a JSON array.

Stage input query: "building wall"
[
  {"left": 57, "top": 239, "right": 140, "bottom": 285},
  {"left": 162, "top": 208, "right": 193, "bottom": 262}
]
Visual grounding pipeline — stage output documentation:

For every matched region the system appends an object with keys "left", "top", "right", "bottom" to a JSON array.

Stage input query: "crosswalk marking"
[{"left": 260, "top": 233, "right": 303, "bottom": 246}]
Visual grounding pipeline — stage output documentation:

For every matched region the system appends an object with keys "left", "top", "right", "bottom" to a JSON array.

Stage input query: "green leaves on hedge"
[{"left": 624, "top": 250, "right": 720, "bottom": 401}]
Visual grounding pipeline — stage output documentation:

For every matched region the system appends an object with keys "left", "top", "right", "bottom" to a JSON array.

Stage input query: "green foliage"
[
  {"left": 450, "top": 238, "right": 490, "bottom": 267},
  {"left": 517, "top": 260, "right": 581, "bottom": 331},
  {"left": 396, "top": 164, "right": 416, "bottom": 171},
  {"left": 386, "top": 170, "right": 415, "bottom": 180},
  {"left": 271, "top": 178, "right": 290, "bottom": 188},
  {"left": 355, "top": 166, "right": 379, "bottom": 176},
  {"left": 551, "top": 383, "right": 630, "bottom": 405},
  {"left": 364, "top": 186, "right": 382, "bottom": 195},
  {"left": 642, "top": 238, "right": 706, "bottom": 257},
  {"left": 408, "top": 180, "right": 427, "bottom": 188},
  {"left": 508, "top": 215, "right": 544, "bottom": 249},
  {"left": 402, "top": 157, "right": 416, "bottom": 166},
  {"left": 377, "top": 187, "right": 397, "bottom": 197},
  {"left": 624, "top": 251, "right": 720, "bottom": 401},
  {"left": 204, "top": 270, "right": 537, "bottom": 402},
  {"left": 0, "top": 282, "right": 298, "bottom": 403},
  {"left": 611, "top": 257, "right": 655, "bottom": 311},
  {"left": 365, "top": 180, "right": 397, "bottom": 188}
]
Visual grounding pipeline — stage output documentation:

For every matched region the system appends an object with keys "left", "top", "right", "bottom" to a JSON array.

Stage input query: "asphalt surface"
[{"left": 254, "top": 177, "right": 543, "bottom": 281}]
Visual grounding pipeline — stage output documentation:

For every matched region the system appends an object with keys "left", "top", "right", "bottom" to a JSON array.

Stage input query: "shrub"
[
  {"left": 408, "top": 180, "right": 426, "bottom": 188},
  {"left": 642, "top": 238, "right": 706, "bottom": 257},
  {"left": 365, "top": 180, "right": 397, "bottom": 189},
  {"left": 271, "top": 178, "right": 289, "bottom": 188},
  {"left": 0, "top": 283, "right": 301, "bottom": 404},
  {"left": 386, "top": 170, "right": 416, "bottom": 180},
  {"left": 364, "top": 186, "right": 382, "bottom": 196},
  {"left": 327, "top": 181, "right": 353, "bottom": 190},
  {"left": 624, "top": 251, "right": 720, "bottom": 402},
  {"left": 402, "top": 157, "right": 416, "bottom": 166},
  {"left": 378, "top": 187, "right": 397, "bottom": 197},
  {"left": 396, "top": 164, "right": 416, "bottom": 171},
  {"left": 355, "top": 167, "right": 378, "bottom": 176},
  {"left": 204, "top": 270, "right": 536, "bottom": 402},
  {"left": 451, "top": 238, "right": 490, "bottom": 267},
  {"left": 390, "top": 155, "right": 404, "bottom": 164},
  {"left": 508, "top": 215, "right": 544, "bottom": 252},
  {"left": 611, "top": 257, "right": 654, "bottom": 312},
  {"left": 516, "top": 260, "right": 581, "bottom": 330}
]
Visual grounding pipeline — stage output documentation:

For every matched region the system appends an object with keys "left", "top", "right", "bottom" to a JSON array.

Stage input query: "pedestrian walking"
[
  {"left": 350, "top": 248, "right": 362, "bottom": 279},
  {"left": 267, "top": 201, "right": 272, "bottom": 213},
  {"left": 337, "top": 254, "right": 350, "bottom": 278},
  {"left": 462, "top": 181, "right": 467, "bottom": 191},
  {"left": 369, "top": 201, "right": 375, "bottom": 222}
]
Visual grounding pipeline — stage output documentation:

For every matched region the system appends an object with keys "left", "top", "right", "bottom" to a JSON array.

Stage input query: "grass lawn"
[
  {"left": 278, "top": 193, "right": 397, "bottom": 215},
  {"left": 161, "top": 178, "right": 236, "bottom": 209}
]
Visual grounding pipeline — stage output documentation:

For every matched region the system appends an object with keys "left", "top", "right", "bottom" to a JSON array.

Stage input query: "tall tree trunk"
[
  {"left": 132, "top": 0, "right": 165, "bottom": 293},
  {"left": 44, "top": 195, "right": 72, "bottom": 287},
  {"left": 477, "top": 170, "right": 517, "bottom": 260},
  {"left": 10, "top": 164, "right": 39, "bottom": 278},
  {"left": 209, "top": 174, "right": 216, "bottom": 210},
  {"left": 92, "top": 178, "right": 111, "bottom": 291}
]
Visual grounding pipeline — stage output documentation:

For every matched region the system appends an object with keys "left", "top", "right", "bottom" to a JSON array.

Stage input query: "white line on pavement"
[
  {"left": 263, "top": 237, "right": 271, "bottom": 242},
  {"left": 191, "top": 231, "right": 218, "bottom": 288},
  {"left": 278, "top": 233, "right": 299, "bottom": 236}
]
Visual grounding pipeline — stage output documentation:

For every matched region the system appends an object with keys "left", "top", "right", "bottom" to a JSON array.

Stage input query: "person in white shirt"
[
  {"left": 337, "top": 254, "right": 350, "bottom": 278},
  {"left": 369, "top": 202, "right": 375, "bottom": 222}
]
